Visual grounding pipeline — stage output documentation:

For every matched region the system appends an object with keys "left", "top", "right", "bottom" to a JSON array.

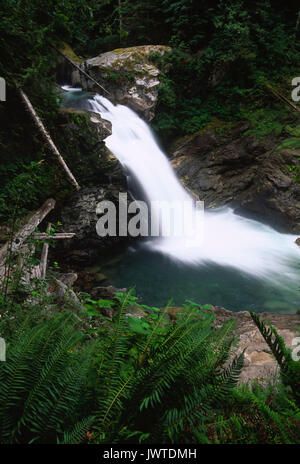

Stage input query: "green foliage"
[
  {"left": 0, "top": 313, "right": 94, "bottom": 443},
  {"left": 151, "top": 1, "right": 299, "bottom": 141},
  {"left": 1, "top": 289, "right": 299, "bottom": 444},
  {"left": 0, "top": 160, "right": 55, "bottom": 221},
  {"left": 217, "top": 382, "right": 300, "bottom": 444},
  {"left": 276, "top": 123, "right": 300, "bottom": 184},
  {"left": 81, "top": 291, "right": 299, "bottom": 444},
  {"left": 1, "top": 1, "right": 300, "bottom": 443},
  {"left": 240, "top": 104, "right": 293, "bottom": 138}
]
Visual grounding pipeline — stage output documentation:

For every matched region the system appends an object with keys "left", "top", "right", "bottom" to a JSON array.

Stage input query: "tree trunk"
[{"left": 15, "top": 84, "right": 80, "bottom": 190}]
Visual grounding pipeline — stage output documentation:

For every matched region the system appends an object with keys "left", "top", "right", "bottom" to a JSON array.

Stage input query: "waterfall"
[{"left": 87, "top": 94, "right": 299, "bottom": 285}]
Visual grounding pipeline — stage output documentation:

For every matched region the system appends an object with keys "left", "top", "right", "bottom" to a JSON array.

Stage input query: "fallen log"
[
  {"left": 0, "top": 198, "right": 56, "bottom": 272},
  {"left": 34, "top": 232, "right": 75, "bottom": 240},
  {"left": 15, "top": 83, "right": 80, "bottom": 190}
]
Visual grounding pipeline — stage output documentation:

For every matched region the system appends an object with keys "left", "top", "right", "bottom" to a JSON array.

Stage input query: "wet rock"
[
  {"left": 171, "top": 123, "right": 300, "bottom": 233},
  {"left": 53, "top": 105, "right": 131, "bottom": 266},
  {"left": 212, "top": 306, "right": 299, "bottom": 385},
  {"left": 55, "top": 43, "right": 83, "bottom": 85}
]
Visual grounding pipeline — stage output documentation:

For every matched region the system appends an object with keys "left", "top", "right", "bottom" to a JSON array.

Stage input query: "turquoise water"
[{"left": 101, "top": 244, "right": 300, "bottom": 314}]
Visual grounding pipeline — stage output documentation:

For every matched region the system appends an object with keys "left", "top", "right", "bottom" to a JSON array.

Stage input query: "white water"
[
  {"left": 61, "top": 85, "right": 82, "bottom": 92},
  {"left": 87, "top": 94, "right": 299, "bottom": 287}
]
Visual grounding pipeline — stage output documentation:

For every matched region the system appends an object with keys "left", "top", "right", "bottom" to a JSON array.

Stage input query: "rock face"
[
  {"left": 74, "top": 45, "right": 171, "bottom": 121},
  {"left": 58, "top": 186, "right": 130, "bottom": 265},
  {"left": 53, "top": 106, "right": 130, "bottom": 266},
  {"left": 53, "top": 106, "right": 122, "bottom": 188},
  {"left": 171, "top": 122, "right": 300, "bottom": 233}
]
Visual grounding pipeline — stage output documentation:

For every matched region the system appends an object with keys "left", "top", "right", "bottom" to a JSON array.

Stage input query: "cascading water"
[
  {"left": 62, "top": 88, "right": 300, "bottom": 312},
  {"left": 88, "top": 95, "right": 299, "bottom": 276}
]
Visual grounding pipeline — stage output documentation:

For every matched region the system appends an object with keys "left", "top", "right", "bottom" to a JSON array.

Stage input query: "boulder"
[
  {"left": 75, "top": 45, "right": 171, "bottom": 121},
  {"left": 55, "top": 272, "right": 78, "bottom": 287}
]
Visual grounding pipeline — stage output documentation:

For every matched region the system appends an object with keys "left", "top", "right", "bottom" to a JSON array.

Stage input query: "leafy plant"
[
  {"left": 249, "top": 311, "right": 300, "bottom": 406},
  {"left": 1, "top": 291, "right": 299, "bottom": 444},
  {"left": 0, "top": 313, "right": 94, "bottom": 444}
]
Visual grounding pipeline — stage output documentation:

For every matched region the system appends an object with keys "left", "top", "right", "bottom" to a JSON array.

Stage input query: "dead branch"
[
  {"left": 265, "top": 83, "right": 300, "bottom": 114},
  {"left": 0, "top": 198, "right": 56, "bottom": 271},
  {"left": 15, "top": 83, "right": 80, "bottom": 190},
  {"left": 34, "top": 232, "right": 75, "bottom": 240}
]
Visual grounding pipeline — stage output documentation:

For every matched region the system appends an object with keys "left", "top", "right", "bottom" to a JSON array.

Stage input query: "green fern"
[
  {"left": 88, "top": 298, "right": 243, "bottom": 443},
  {"left": 0, "top": 314, "right": 94, "bottom": 443},
  {"left": 249, "top": 311, "right": 300, "bottom": 405},
  {"left": 1, "top": 292, "right": 298, "bottom": 444}
]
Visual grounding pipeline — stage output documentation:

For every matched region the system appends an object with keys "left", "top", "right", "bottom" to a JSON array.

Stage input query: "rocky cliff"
[{"left": 171, "top": 121, "right": 300, "bottom": 233}]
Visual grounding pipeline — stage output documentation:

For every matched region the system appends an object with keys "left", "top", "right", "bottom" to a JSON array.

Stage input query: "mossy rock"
[{"left": 59, "top": 42, "right": 83, "bottom": 63}]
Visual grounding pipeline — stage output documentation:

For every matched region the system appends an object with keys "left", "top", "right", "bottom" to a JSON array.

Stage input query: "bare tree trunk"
[
  {"left": 40, "top": 223, "right": 51, "bottom": 279},
  {"left": 15, "top": 84, "right": 80, "bottom": 190},
  {"left": 0, "top": 198, "right": 56, "bottom": 273}
]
